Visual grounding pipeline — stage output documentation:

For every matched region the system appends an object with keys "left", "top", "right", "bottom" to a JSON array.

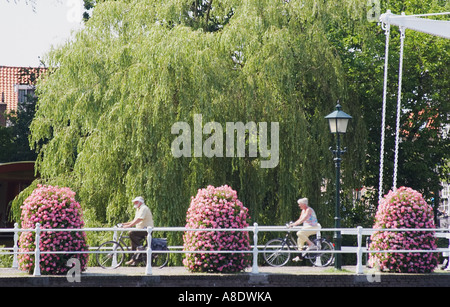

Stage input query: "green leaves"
[{"left": 29, "top": 0, "right": 369, "bottom": 232}]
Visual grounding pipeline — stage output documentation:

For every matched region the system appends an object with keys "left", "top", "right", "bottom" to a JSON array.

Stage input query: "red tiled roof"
[
  {"left": 0, "top": 66, "right": 46, "bottom": 113},
  {"left": 403, "top": 108, "right": 439, "bottom": 140}
]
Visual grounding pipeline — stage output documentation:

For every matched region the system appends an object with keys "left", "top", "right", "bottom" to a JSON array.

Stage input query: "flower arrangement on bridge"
[
  {"left": 368, "top": 186, "right": 438, "bottom": 273},
  {"left": 183, "top": 185, "right": 251, "bottom": 273},
  {"left": 18, "top": 184, "right": 89, "bottom": 275}
]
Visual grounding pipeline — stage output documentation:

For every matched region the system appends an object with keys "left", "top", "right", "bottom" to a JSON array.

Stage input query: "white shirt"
[{"left": 134, "top": 204, "right": 154, "bottom": 229}]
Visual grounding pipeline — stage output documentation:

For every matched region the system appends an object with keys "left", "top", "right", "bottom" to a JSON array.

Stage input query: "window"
[
  {"left": 14, "top": 84, "right": 35, "bottom": 104},
  {"left": 440, "top": 182, "right": 450, "bottom": 215}
]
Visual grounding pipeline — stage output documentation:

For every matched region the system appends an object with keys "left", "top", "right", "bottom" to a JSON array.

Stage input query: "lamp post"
[{"left": 325, "top": 102, "right": 352, "bottom": 270}]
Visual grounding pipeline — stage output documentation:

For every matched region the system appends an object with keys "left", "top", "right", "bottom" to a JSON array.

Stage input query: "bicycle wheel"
[
  {"left": 263, "top": 238, "right": 291, "bottom": 267},
  {"left": 97, "top": 241, "right": 124, "bottom": 269},
  {"left": 308, "top": 238, "right": 334, "bottom": 267},
  {"left": 152, "top": 246, "right": 169, "bottom": 268}
]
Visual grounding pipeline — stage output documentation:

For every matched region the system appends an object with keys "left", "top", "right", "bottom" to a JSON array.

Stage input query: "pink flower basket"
[
  {"left": 183, "top": 185, "right": 251, "bottom": 273},
  {"left": 18, "top": 185, "right": 89, "bottom": 275},
  {"left": 368, "top": 186, "right": 438, "bottom": 273}
]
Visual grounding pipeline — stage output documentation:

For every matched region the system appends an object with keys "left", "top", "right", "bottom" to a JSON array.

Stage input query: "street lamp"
[{"left": 325, "top": 102, "right": 352, "bottom": 270}]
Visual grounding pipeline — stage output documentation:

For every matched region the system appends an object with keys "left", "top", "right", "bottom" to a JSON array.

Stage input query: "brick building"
[
  {"left": 0, "top": 65, "right": 46, "bottom": 126},
  {"left": 0, "top": 66, "right": 45, "bottom": 236}
]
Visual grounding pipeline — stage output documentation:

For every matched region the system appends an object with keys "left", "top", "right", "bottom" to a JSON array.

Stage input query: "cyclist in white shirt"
[
  {"left": 289, "top": 198, "right": 321, "bottom": 261},
  {"left": 121, "top": 196, "right": 154, "bottom": 266}
]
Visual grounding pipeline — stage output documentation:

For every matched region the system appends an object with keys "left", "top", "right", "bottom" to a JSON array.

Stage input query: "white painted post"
[
  {"left": 313, "top": 224, "right": 323, "bottom": 267},
  {"left": 33, "top": 223, "right": 41, "bottom": 276},
  {"left": 112, "top": 225, "right": 118, "bottom": 267},
  {"left": 446, "top": 225, "right": 450, "bottom": 271},
  {"left": 252, "top": 223, "right": 259, "bottom": 274},
  {"left": 356, "top": 226, "right": 364, "bottom": 274},
  {"left": 145, "top": 227, "right": 153, "bottom": 275},
  {"left": 113, "top": 225, "right": 118, "bottom": 241},
  {"left": 12, "top": 223, "right": 19, "bottom": 268}
]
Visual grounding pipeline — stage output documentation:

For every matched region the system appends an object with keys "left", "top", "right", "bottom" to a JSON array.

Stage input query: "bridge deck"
[{"left": 1, "top": 265, "right": 450, "bottom": 288}]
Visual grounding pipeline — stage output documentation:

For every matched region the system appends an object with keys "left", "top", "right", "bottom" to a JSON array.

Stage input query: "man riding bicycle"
[{"left": 121, "top": 196, "right": 154, "bottom": 266}]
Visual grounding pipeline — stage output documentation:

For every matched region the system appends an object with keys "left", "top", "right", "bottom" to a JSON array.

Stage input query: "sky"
[{"left": 0, "top": 0, "right": 84, "bottom": 67}]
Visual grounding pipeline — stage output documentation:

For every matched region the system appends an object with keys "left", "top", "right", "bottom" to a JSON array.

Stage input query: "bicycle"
[
  {"left": 263, "top": 223, "right": 334, "bottom": 267},
  {"left": 96, "top": 224, "right": 169, "bottom": 269}
]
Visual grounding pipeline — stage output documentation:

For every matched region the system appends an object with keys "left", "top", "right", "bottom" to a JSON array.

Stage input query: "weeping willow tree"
[{"left": 13, "top": 0, "right": 369, "bottom": 237}]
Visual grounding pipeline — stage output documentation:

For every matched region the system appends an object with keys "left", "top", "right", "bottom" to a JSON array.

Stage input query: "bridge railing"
[{"left": 0, "top": 223, "right": 449, "bottom": 276}]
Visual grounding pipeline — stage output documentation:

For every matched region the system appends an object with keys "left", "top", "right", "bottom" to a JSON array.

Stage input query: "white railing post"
[
  {"left": 12, "top": 223, "right": 19, "bottom": 268},
  {"left": 145, "top": 227, "right": 153, "bottom": 275},
  {"left": 33, "top": 223, "right": 41, "bottom": 276},
  {"left": 252, "top": 223, "right": 259, "bottom": 274},
  {"left": 112, "top": 225, "right": 118, "bottom": 267},
  {"left": 356, "top": 226, "right": 364, "bottom": 274},
  {"left": 446, "top": 225, "right": 450, "bottom": 271},
  {"left": 113, "top": 225, "right": 118, "bottom": 241}
]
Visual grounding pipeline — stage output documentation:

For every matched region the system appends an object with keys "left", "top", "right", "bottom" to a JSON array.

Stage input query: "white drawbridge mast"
[
  {"left": 377, "top": 10, "right": 450, "bottom": 201},
  {"left": 380, "top": 11, "right": 450, "bottom": 39}
]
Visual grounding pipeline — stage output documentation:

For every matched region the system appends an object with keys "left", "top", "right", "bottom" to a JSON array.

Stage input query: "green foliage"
[
  {"left": 0, "top": 246, "right": 13, "bottom": 268},
  {"left": 335, "top": 0, "right": 450, "bottom": 204},
  {"left": 9, "top": 0, "right": 447, "bottom": 241},
  {"left": 0, "top": 88, "right": 38, "bottom": 162},
  {"left": 23, "top": 0, "right": 450, "bottom": 249}
]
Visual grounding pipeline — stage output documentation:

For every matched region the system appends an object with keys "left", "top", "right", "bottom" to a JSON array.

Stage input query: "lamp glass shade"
[
  {"left": 324, "top": 104, "right": 352, "bottom": 134},
  {"left": 328, "top": 118, "right": 350, "bottom": 134}
]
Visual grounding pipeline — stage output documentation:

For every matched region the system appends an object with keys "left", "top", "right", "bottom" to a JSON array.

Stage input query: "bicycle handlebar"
[{"left": 286, "top": 221, "right": 295, "bottom": 228}]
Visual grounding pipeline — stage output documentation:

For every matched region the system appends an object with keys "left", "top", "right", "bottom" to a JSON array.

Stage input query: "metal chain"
[
  {"left": 393, "top": 26, "right": 406, "bottom": 191},
  {"left": 378, "top": 22, "right": 390, "bottom": 201}
]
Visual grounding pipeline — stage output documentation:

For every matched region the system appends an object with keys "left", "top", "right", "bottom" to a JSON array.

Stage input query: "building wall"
[
  {"left": 0, "top": 66, "right": 21, "bottom": 113},
  {"left": 0, "top": 66, "right": 46, "bottom": 127},
  {"left": 440, "top": 182, "right": 450, "bottom": 215},
  {"left": 0, "top": 162, "right": 36, "bottom": 229}
]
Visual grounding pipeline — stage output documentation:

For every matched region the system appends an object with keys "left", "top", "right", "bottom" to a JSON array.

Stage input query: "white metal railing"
[{"left": 0, "top": 223, "right": 449, "bottom": 276}]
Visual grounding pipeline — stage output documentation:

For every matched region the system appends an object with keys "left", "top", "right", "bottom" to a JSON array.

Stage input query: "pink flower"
[
  {"left": 369, "top": 187, "right": 438, "bottom": 273},
  {"left": 183, "top": 185, "right": 251, "bottom": 273},
  {"left": 17, "top": 185, "right": 89, "bottom": 275}
]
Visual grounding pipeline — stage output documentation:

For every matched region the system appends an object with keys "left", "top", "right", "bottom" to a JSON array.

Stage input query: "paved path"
[
  {"left": 2, "top": 265, "right": 450, "bottom": 277},
  {"left": 74, "top": 265, "right": 364, "bottom": 276},
  {"left": 0, "top": 265, "right": 380, "bottom": 277}
]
